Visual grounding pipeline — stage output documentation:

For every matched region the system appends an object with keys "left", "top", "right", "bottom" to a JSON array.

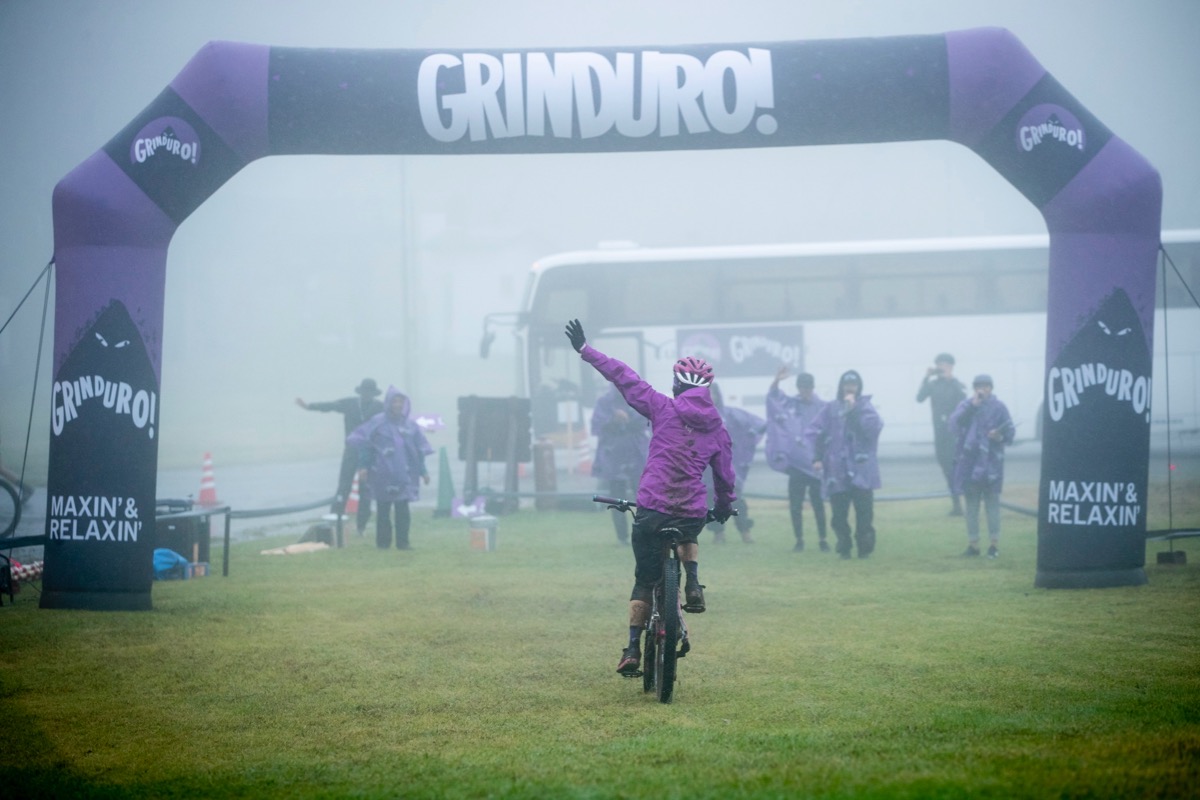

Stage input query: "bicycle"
[
  {"left": 0, "top": 476, "right": 21, "bottom": 539},
  {"left": 593, "top": 495, "right": 732, "bottom": 704}
]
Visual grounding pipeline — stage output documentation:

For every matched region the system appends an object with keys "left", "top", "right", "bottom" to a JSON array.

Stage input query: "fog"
[{"left": 1, "top": 0, "right": 1197, "bottom": 478}]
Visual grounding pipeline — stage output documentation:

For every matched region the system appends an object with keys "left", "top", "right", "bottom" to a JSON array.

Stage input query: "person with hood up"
[
  {"left": 705, "top": 382, "right": 766, "bottom": 544},
  {"left": 346, "top": 386, "right": 433, "bottom": 551},
  {"left": 565, "top": 319, "right": 736, "bottom": 677},
  {"left": 766, "top": 367, "right": 829, "bottom": 552},
  {"left": 948, "top": 374, "right": 1015, "bottom": 559},
  {"left": 805, "top": 370, "right": 884, "bottom": 559},
  {"left": 296, "top": 378, "right": 385, "bottom": 535},
  {"left": 591, "top": 384, "right": 650, "bottom": 545}
]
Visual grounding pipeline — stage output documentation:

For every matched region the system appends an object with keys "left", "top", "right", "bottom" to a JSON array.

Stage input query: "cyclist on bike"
[{"left": 564, "top": 319, "right": 736, "bottom": 676}]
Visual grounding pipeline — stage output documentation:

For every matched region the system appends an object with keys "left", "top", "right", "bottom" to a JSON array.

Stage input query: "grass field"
[{"left": 2, "top": 497, "right": 1198, "bottom": 799}]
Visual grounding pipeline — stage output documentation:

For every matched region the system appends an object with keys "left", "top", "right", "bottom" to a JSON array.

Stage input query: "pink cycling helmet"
[{"left": 673, "top": 356, "right": 714, "bottom": 388}]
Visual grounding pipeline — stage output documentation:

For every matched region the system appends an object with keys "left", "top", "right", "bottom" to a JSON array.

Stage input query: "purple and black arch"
[{"left": 46, "top": 27, "right": 1161, "bottom": 608}]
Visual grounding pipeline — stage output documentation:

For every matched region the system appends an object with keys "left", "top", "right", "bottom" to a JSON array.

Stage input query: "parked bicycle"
[{"left": 593, "top": 494, "right": 733, "bottom": 704}]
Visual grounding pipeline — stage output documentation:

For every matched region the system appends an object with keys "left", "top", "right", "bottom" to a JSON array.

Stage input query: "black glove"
[
  {"left": 564, "top": 319, "right": 586, "bottom": 353},
  {"left": 708, "top": 506, "right": 733, "bottom": 525}
]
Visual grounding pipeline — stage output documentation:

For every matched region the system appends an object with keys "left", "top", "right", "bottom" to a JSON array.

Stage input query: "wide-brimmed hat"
[{"left": 355, "top": 378, "right": 381, "bottom": 396}]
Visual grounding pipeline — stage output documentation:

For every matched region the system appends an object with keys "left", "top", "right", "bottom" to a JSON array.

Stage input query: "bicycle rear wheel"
[
  {"left": 0, "top": 479, "right": 20, "bottom": 539},
  {"left": 656, "top": 556, "right": 681, "bottom": 704}
]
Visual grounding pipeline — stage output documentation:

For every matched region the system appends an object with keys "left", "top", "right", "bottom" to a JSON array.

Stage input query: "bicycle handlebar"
[
  {"left": 591, "top": 495, "right": 737, "bottom": 520},
  {"left": 593, "top": 495, "right": 636, "bottom": 512}
]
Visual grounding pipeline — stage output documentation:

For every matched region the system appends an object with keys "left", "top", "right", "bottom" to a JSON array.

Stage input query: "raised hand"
[{"left": 564, "top": 318, "right": 587, "bottom": 352}]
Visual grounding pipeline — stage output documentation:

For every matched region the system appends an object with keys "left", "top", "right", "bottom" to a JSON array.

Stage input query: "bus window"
[
  {"left": 620, "top": 263, "right": 717, "bottom": 324},
  {"left": 537, "top": 285, "right": 589, "bottom": 326}
]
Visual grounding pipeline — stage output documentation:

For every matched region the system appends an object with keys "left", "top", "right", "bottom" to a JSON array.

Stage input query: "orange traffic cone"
[
  {"left": 344, "top": 472, "right": 361, "bottom": 516},
  {"left": 198, "top": 452, "right": 220, "bottom": 506}
]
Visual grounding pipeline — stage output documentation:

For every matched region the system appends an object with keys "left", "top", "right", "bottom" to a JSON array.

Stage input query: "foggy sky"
[{"left": 1, "top": 0, "right": 1197, "bottom": 477}]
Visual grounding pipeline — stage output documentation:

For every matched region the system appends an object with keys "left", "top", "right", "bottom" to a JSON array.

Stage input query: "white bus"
[{"left": 484, "top": 231, "right": 1200, "bottom": 457}]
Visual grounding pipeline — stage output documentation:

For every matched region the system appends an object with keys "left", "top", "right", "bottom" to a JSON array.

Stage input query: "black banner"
[
  {"left": 267, "top": 37, "right": 949, "bottom": 155},
  {"left": 41, "top": 301, "right": 159, "bottom": 610},
  {"left": 1035, "top": 289, "right": 1150, "bottom": 587}
]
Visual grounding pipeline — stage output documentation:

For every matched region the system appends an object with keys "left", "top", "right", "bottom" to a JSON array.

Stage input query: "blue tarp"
[{"left": 153, "top": 548, "right": 190, "bottom": 580}]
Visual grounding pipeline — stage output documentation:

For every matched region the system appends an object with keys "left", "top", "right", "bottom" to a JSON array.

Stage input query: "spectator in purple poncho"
[
  {"left": 347, "top": 386, "right": 433, "bottom": 551},
  {"left": 705, "top": 382, "right": 765, "bottom": 544},
  {"left": 591, "top": 384, "right": 650, "bottom": 544},
  {"left": 766, "top": 367, "right": 829, "bottom": 552},
  {"left": 805, "top": 369, "right": 884, "bottom": 560},
  {"left": 949, "top": 374, "right": 1015, "bottom": 559}
]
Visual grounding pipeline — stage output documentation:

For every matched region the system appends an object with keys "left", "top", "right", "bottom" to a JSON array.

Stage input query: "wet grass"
[{"left": 2, "top": 498, "right": 1198, "bottom": 798}]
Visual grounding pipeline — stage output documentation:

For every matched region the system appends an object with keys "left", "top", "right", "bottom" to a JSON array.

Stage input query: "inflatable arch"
[{"left": 47, "top": 28, "right": 1161, "bottom": 609}]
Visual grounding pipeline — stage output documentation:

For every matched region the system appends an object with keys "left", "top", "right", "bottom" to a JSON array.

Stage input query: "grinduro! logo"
[
  {"left": 1046, "top": 361, "right": 1150, "bottom": 423},
  {"left": 418, "top": 49, "right": 777, "bottom": 142},
  {"left": 52, "top": 371, "right": 158, "bottom": 439},
  {"left": 1016, "top": 103, "right": 1085, "bottom": 153},
  {"left": 129, "top": 116, "right": 201, "bottom": 165},
  {"left": 729, "top": 333, "right": 800, "bottom": 370}
]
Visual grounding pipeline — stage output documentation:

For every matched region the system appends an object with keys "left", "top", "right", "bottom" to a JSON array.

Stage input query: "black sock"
[
  {"left": 628, "top": 626, "right": 640, "bottom": 649},
  {"left": 683, "top": 561, "right": 699, "bottom": 585}
]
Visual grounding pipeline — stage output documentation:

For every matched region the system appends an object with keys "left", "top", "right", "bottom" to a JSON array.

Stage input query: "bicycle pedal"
[{"left": 622, "top": 670, "right": 644, "bottom": 678}]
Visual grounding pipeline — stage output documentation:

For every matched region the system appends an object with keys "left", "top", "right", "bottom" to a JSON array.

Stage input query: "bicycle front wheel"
[
  {"left": 656, "top": 556, "right": 681, "bottom": 704},
  {"left": 0, "top": 479, "right": 20, "bottom": 539}
]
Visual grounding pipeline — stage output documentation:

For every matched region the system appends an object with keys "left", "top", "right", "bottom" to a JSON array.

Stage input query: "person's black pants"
[
  {"left": 376, "top": 500, "right": 411, "bottom": 549},
  {"left": 630, "top": 507, "right": 704, "bottom": 593},
  {"left": 787, "top": 469, "right": 826, "bottom": 543},
  {"left": 829, "top": 488, "right": 875, "bottom": 557}
]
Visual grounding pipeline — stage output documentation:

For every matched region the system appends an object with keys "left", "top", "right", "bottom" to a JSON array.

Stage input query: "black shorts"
[{"left": 631, "top": 507, "right": 705, "bottom": 590}]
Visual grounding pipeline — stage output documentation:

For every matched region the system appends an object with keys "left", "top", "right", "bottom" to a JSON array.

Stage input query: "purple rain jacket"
[
  {"left": 804, "top": 371, "right": 884, "bottom": 495},
  {"left": 765, "top": 383, "right": 826, "bottom": 477},
  {"left": 948, "top": 394, "right": 1015, "bottom": 493},
  {"left": 580, "top": 344, "right": 736, "bottom": 518},
  {"left": 346, "top": 386, "right": 433, "bottom": 503},
  {"left": 590, "top": 384, "right": 650, "bottom": 483}
]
